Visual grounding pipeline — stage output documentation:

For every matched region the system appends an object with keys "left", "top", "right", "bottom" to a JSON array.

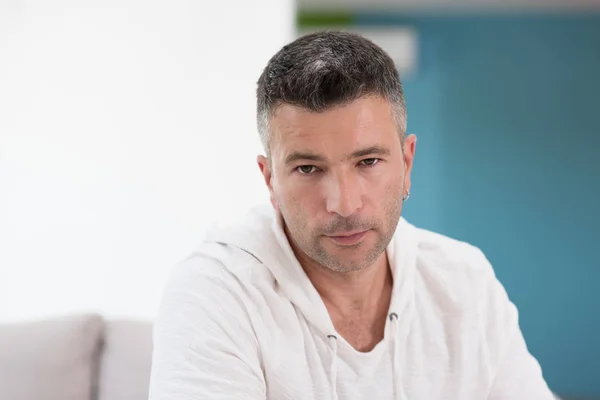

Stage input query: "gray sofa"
[{"left": 0, "top": 314, "right": 152, "bottom": 400}]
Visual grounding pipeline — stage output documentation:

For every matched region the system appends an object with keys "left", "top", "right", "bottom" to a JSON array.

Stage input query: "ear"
[
  {"left": 257, "top": 155, "right": 279, "bottom": 211},
  {"left": 402, "top": 134, "right": 417, "bottom": 195}
]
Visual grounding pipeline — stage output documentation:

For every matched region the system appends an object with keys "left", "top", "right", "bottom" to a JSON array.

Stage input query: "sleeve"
[
  {"left": 148, "top": 254, "right": 267, "bottom": 400},
  {"left": 471, "top": 248, "right": 556, "bottom": 400}
]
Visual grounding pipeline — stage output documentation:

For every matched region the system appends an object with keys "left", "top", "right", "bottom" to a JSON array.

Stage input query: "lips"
[{"left": 326, "top": 230, "right": 368, "bottom": 246}]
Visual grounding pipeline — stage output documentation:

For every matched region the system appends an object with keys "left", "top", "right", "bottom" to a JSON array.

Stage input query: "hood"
[{"left": 203, "top": 202, "right": 419, "bottom": 340}]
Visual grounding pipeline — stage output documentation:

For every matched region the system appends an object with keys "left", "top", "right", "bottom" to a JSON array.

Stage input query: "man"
[{"left": 148, "top": 31, "right": 555, "bottom": 399}]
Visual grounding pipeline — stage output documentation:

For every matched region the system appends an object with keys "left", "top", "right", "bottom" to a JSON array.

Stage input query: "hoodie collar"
[{"left": 205, "top": 203, "right": 418, "bottom": 337}]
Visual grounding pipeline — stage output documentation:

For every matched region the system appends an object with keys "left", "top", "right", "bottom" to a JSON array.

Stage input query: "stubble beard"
[{"left": 278, "top": 193, "right": 403, "bottom": 274}]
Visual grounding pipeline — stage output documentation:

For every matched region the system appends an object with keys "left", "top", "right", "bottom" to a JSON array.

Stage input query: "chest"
[
  {"left": 331, "top": 316, "right": 384, "bottom": 353},
  {"left": 263, "top": 330, "right": 395, "bottom": 400},
  {"left": 325, "top": 298, "right": 390, "bottom": 352},
  {"left": 255, "top": 310, "right": 489, "bottom": 400}
]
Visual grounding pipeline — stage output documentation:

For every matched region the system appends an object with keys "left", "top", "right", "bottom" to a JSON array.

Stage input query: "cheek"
[
  {"left": 278, "top": 178, "right": 320, "bottom": 205},
  {"left": 273, "top": 182, "right": 301, "bottom": 216},
  {"left": 365, "top": 169, "right": 402, "bottom": 198}
]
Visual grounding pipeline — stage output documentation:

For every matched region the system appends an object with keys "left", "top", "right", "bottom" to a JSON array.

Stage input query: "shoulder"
[
  {"left": 409, "top": 222, "right": 517, "bottom": 339},
  {"left": 156, "top": 245, "right": 243, "bottom": 323},
  {"left": 407, "top": 222, "right": 503, "bottom": 311},
  {"left": 407, "top": 224, "right": 549, "bottom": 392},
  {"left": 162, "top": 242, "right": 273, "bottom": 303},
  {"left": 154, "top": 243, "right": 269, "bottom": 346},
  {"left": 158, "top": 238, "right": 279, "bottom": 321},
  {"left": 150, "top": 246, "right": 267, "bottom": 400},
  {"left": 413, "top": 224, "right": 493, "bottom": 277}
]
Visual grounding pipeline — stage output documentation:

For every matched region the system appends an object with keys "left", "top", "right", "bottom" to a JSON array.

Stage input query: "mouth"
[{"left": 326, "top": 230, "right": 369, "bottom": 246}]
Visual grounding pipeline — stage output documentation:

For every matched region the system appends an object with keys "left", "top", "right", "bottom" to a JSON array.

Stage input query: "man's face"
[{"left": 258, "top": 96, "right": 416, "bottom": 273}]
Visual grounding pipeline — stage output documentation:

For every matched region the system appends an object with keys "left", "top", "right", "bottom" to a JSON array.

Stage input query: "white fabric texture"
[{"left": 148, "top": 204, "right": 554, "bottom": 400}]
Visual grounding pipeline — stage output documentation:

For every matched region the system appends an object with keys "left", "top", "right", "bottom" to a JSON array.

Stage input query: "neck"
[{"left": 300, "top": 248, "right": 393, "bottom": 314}]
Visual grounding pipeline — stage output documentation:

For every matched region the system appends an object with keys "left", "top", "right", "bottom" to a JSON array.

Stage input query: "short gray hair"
[{"left": 256, "top": 30, "right": 407, "bottom": 154}]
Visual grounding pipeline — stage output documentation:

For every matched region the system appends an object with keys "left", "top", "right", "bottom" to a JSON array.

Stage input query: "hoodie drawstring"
[
  {"left": 389, "top": 312, "right": 407, "bottom": 400},
  {"left": 327, "top": 334, "right": 339, "bottom": 400},
  {"left": 326, "top": 314, "right": 407, "bottom": 400}
]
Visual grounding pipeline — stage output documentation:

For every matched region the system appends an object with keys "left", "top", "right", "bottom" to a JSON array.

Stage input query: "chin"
[
  {"left": 328, "top": 259, "right": 372, "bottom": 274},
  {"left": 329, "top": 250, "right": 376, "bottom": 270}
]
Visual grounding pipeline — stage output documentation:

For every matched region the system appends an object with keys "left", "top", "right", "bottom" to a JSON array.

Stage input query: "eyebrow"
[
  {"left": 284, "top": 145, "right": 391, "bottom": 165},
  {"left": 351, "top": 145, "right": 391, "bottom": 159}
]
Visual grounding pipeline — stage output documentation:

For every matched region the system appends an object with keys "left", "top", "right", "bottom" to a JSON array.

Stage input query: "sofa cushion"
[
  {"left": 97, "top": 319, "right": 153, "bottom": 400},
  {"left": 0, "top": 313, "right": 104, "bottom": 400}
]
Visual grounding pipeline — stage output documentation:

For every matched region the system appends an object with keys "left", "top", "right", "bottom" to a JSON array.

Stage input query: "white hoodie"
[{"left": 148, "top": 203, "right": 555, "bottom": 400}]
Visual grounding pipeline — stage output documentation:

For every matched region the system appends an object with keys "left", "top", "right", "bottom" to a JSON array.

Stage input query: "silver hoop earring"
[{"left": 402, "top": 191, "right": 410, "bottom": 201}]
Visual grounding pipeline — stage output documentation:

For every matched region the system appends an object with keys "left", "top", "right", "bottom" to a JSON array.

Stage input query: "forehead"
[{"left": 269, "top": 96, "right": 398, "bottom": 160}]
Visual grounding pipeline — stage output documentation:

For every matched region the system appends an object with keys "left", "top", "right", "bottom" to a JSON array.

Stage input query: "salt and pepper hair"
[{"left": 256, "top": 30, "right": 407, "bottom": 154}]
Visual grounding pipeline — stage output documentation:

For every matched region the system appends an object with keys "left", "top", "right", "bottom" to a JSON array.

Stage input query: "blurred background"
[{"left": 0, "top": 0, "right": 598, "bottom": 399}]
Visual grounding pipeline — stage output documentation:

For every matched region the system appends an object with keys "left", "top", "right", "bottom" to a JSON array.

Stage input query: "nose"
[{"left": 324, "top": 171, "right": 362, "bottom": 218}]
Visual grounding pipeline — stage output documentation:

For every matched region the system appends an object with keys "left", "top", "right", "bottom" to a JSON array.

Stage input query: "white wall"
[{"left": 0, "top": 0, "right": 295, "bottom": 322}]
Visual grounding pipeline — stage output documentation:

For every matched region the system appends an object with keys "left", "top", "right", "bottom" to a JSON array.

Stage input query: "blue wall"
[{"left": 357, "top": 12, "right": 600, "bottom": 397}]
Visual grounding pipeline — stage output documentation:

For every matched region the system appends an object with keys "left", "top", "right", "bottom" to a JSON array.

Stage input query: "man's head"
[{"left": 256, "top": 31, "right": 416, "bottom": 274}]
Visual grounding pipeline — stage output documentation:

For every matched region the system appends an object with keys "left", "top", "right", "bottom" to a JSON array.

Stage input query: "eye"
[
  {"left": 296, "top": 165, "right": 318, "bottom": 174},
  {"left": 360, "top": 158, "right": 380, "bottom": 167}
]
